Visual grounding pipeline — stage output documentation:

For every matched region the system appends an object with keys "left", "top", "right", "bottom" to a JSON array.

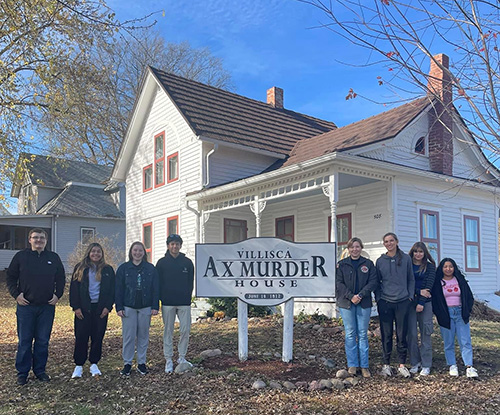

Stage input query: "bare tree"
[
  {"left": 302, "top": 0, "right": 500, "bottom": 161},
  {"left": 38, "top": 29, "right": 233, "bottom": 165}
]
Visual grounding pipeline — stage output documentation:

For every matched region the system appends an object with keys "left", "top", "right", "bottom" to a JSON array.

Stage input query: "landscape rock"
[
  {"left": 199, "top": 348, "right": 222, "bottom": 359},
  {"left": 252, "top": 380, "right": 267, "bottom": 390},
  {"left": 302, "top": 324, "right": 312, "bottom": 330},
  {"left": 274, "top": 352, "right": 281, "bottom": 358},
  {"left": 309, "top": 380, "right": 322, "bottom": 391},
  {"left": 312, "top": 324, "right": 322, "bottom": 330},
  {"left": 350, "top": 377, "right": 361, "bottom": 386},
  {"left": 283, "top": 381, "right": 296, "bottom": 390},
  {"left": 269, "top": 381, "right": 282, "bottom": 389},
  {"left": 323, "top": 358, "right": 336, "bottom": 368},
  {"left": 317, "top": 327, "right": 325, "bottom": 333},
  {"left": 336, "top": 369, "right": 349, "bottom": 379},
  {"left": 331, "top": 379, "right": 345, "bottom": 390},
  {"left": 295, "top": 381, "right": 309, "bottom": 389},
  {"left": 174, "top": 362, "right": 193, "bottom": 374},
  {"left": 319, "top": 379, "right": 333, "bottom": 389},
  {"left": 308, "top": 355, "right": 316, "bottom": 360}
]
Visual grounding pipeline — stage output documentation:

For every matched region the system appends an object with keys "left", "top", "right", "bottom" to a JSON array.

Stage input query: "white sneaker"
[
  {"left": 165, "top": 359, "right": 173, "bottom": 373},
  {"left": 380, "top": 365, "right": 392, "bottom": 377},
  {"left": 466, "top": 367, "right": 478, "bottom": 378},
  {"left": 410, "top": 363, "right": 421, "bottom": 374},
  {"left": 420, "top": 367, "right": 431, "bottom": 376},
  {"left": 72, "top": 365, "right": 83, "bottom": 378},
  {"left": 89, "top": 363, "right": 101, "bottom": 376},
  {"left": 398, "top": 366, "right": 411, "bottom": 378},
  {"left": 449, "top": 365, "right": 459, "bottom": 376},
  {"left": 177, "top": 357, "right": 193, "bottom": 367}
]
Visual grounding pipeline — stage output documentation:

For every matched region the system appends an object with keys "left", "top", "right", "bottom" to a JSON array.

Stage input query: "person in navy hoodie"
[
  {"left": 6, "top": 228, "right": 65, "bottom": 385},
  {"left": 156, "top": 234, "right": 194, "bottom": 374}
]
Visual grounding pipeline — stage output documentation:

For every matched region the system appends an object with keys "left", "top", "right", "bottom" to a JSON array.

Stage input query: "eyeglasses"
[{"left": 31, "top": 236, "right": 46, "bottom": 240}]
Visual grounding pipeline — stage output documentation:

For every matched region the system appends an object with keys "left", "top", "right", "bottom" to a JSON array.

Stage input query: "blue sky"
[{"left": 108, "top": 0, "right": 406, "bottom": 127}]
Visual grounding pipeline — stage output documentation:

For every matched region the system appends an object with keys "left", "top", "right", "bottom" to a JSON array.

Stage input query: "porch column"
[
  {"left": 200, "top": 212, "right": 210, "bottom": 243},
  {"left": 323, "top": 172, "right": 339, "bottom": 245},
  {"left": 250, "top": 197, "right": 267, "bottom": 237}
]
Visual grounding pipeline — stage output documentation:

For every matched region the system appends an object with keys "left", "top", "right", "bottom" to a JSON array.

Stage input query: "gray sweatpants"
[
  {"left": 121, "top": 306, "right": 152, "bottom": 365},
  {"left": 162, "top": 305, "right": 191, "bottom": 360},
  {"left": 407, "top": 301, "right": 434, "bottom": 368}
]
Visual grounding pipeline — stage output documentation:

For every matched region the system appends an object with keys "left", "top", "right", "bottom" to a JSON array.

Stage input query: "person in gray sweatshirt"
[{"left": 375, "top": 232, "right": 415, "bottom": 378}]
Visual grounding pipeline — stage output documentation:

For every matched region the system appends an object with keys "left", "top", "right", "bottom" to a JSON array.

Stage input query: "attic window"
[{"left": 414, "top": 136, "right": 426, "bottom": 155}]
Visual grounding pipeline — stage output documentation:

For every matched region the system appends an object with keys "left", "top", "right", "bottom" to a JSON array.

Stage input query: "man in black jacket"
[
  {"left": 156, "top": 234, "right": 194, "bottom": 373},
  {"left": 6, "top": 228, "right": 65, "bottom": 385}
]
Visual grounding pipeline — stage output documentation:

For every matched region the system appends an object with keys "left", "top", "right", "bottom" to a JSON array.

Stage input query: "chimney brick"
[
  {"left": 427, "top": 54, "right": 453, "bottom": 176},
  {"left": 267, "top": 87, "right": 284, "bottom": 109}
]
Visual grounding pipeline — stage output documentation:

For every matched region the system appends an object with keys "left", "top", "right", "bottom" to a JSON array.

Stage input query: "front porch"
[{"left": 188, "top": 161, "right": 395, "bottom": 317}]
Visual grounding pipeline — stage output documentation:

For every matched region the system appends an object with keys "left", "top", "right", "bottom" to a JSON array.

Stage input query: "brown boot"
[
  {"left": 361, "top": 368, "right": 371, "bottom": 378},
  {"left": 348, "top": 367, "right": 358, "bottom": 376}
]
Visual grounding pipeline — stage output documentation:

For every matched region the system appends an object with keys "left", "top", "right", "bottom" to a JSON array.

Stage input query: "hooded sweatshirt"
[
  {"left": 376, "top": 252, "right": 414, "bottom": 303},
  {"left": 156, "top": 251, "right": 194, "bottom": 306}
]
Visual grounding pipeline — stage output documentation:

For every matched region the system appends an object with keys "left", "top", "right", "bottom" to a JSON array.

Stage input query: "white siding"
[
  {"left": 207, "top": 145, "right": 278, "bottom": 187},
  {"left": 395, "top": 177, "right": 498, "bottom": 294},
  {"left": 125, "top": 88, "right": 202, "bottom": 264}
]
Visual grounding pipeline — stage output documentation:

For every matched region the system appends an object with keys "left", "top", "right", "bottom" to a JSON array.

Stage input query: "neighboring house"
[
  {"left": 110, "top": 54, "right": 500, "bottom": 316},
  {"left": 0, "top": 154, "right": 126, "bottom": 271}
]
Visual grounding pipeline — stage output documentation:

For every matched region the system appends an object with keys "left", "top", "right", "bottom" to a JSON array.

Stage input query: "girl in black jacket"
[
  {"left": 69, "top": 243, "right": 115, "bottom": 378},
  {"left": 432, "top": 258, "right": 477, "bottom": 378}
]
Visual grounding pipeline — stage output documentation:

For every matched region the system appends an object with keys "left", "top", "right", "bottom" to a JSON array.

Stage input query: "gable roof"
[
  {"left": 149, "top": 67, "right": 336, "bottom": 155},
  {"left": 19, "top": 153, "right": 112, "bottom": 189},
  {"left": 36, "top": 184, "right": 124, "bottom": 218},
  {"left": 283, "top": 98, "right": 430, "bottom": 167}
]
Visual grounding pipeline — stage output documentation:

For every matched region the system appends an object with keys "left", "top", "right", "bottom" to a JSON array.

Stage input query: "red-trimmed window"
[
  {"left": 167, "top": 152, "right": 179, "bottom": 183},
  {"left": 464, "top": 215, "right": 480, "bottom": 272},
  {"left": 143, "top": 223, "right": 152, "bottom": 259},
  {"left": 328, "top": 213, "right": 352, "bottom": 258},
  {"left": 154, "top": 132, "right": 165, "bottom": 187},
  {"left": 143, "top": 164, "right": 153, "bottom": 192},
  {"left": 420, "top": 209, "right": 440, "bottom": 262},
  {"left": 276, "top": 216, "right": 294, "bottom": 241},
  {"left": 224, "top": 218, "right": 247, "bottom": 243},
  {"left": 167, "top": 216, "right": 179, "bottom": 236}
]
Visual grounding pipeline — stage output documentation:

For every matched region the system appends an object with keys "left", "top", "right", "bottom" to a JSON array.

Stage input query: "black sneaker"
[
  {"left": 120, "top": 364, "right": 132, "bottom": 376},
  {"left": 17, "top": 375, "right": 28, "bottom": 386},
  {"left": 137, "top": 364, "right": 148, "bottom": 375},
  {"left": 35, "top": 372, "right": 50, "bottom": 382}
]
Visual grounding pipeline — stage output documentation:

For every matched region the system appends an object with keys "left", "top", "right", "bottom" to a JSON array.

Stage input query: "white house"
[
  {"left": 0, "top": 154, "right": 126, "bottom": 271},
  {"left": 110, "top": 54, "right": 500, "bottom": 316}
]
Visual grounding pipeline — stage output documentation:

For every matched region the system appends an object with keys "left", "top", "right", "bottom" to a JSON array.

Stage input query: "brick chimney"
[
  {"left": 427, "top": 53, "right": 453, "bottom": 175},
  {"left": 267, "top": 86, "right": 284, "bottom": 109}
]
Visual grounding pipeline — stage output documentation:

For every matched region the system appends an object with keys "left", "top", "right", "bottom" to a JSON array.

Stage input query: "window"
[
  {"left": 167, "top": 216, "right": 179, "bottom": 236},
  {"left": 414, "top": 136, "right": 426, "bottom": 155},
  {"left": 464, "top": 215, "right": 480, "bottom": 272},
  {"left": 143, "top": 223, "right": 152, "bottom": 258},
  {"left": 328, "top": 213, "right": 352, "bottom": 258},
  {"left": 167, "top": 152, "right": 179, "bottom": 183},
  {"left": 276, "top": 216, "right": 294, "bottom": 241},
  {"left": 0, "top": 225, "right": 51, "bottom": 250},
  {"left": 154, "top": 132, "right": 165, "bottom": 187},
  {"left": 81, "top": 227, "right": 95, "bottom": 245},
  {"left": 420, "top": 209, "right": 440, "bottom": 262},
  {"left": 224, "top": 218, "right": 247, "bottom": 243},
  {"left": 143, "top": 164, "right": 153, "bottom": 192}
]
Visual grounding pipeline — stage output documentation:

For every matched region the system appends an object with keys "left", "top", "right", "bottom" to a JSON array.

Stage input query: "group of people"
[
  {"left": 6, "top": 229, "right": 194, "bottom": 386},
  {"left": 336, "top": 232, "right": 478, "bottom": 379},
  {"left": 7, "top": 227, "right": 478, "bottom": 386}
]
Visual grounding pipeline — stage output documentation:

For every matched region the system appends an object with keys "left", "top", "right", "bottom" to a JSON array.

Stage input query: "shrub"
[{"left": 206, "top": 297, "right": 270, "bottom": 318}]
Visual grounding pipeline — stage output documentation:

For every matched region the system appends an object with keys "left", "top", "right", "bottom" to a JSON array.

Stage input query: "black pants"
[
  {"left": 377, "top": 299, "right": 410, "bottom": 365},
  {"left": 73, "top": 304, "right": 108, "bottom": 365}
]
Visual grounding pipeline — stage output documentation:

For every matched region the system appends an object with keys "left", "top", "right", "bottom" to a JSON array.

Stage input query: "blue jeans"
[
  {"left": 339, "top": 305, "right": 372, "bottom": 368},
  {"left": 16, "top": 304, "right": 55, "bottom": 376},
  {"left": 439, "top": 306, "right": 473, "bottom": 366}
]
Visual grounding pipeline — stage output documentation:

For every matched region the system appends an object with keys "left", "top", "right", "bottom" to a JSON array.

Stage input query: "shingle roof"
[
  {"left": 37, "top": 185, "right": 124, "bottom": 218},
  {"left": 149, "top": 67, "right": 337, "bottom": 155},
  {"left": 22, "top": 153, "right": 112, "bottom": 188},
  {"left": 283, "top": 98, "right": 430, "bottom": 167}
]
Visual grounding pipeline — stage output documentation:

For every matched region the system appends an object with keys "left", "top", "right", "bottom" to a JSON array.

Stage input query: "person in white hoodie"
[{"left": 375, "top": 232, "right": 414, "bottom": 378}]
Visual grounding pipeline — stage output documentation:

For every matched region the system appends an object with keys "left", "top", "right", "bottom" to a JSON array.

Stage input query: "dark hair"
[
  {"left": 29, "top": 228, "right": 48, "bottom": 239},
  {"left": 436, "top": 257, "right": 465, "bottom": 285},
  {"left": 347, "top": 237, "right": 364, "bottom": 249},
  {"left": 128, "top": 241, "right": 148, "bottom": 263},
  {"left": 73, "top": 242, "right": 107, "bottom": 282},
  {"left": 408, "top": 242, "right": 436, "bottom": 272},
  {"left": 383, "top": 232, "right": 403, "bottom": 265}
]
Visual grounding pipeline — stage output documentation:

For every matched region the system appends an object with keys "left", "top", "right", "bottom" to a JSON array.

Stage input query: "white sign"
[{"left": 196, "top": 238, "right": 336, "bottom": 306}]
